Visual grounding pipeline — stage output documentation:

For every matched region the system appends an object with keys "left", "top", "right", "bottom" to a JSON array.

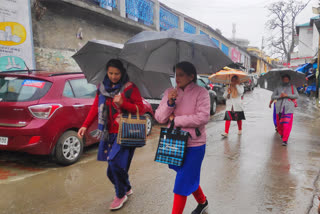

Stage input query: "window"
[
  {"left": 200, "top": 31, "right": 209, "bottom": 37},
  {"left": 211, "top": 37, "right": 220, "bottom": 47},
  {"left": 197, "top": 79, "right": 207, "bottom": 88},
  {"left": 184, "top": 21, "right": 196, "bottom": 34},
  {"left": 221, "top": 43, "right": 229, "bottom": 56},
  {"left": 160, "top": 7, "right": 179, "bottom": 31},
  {"left": 69, "top": 79, "right": 96, "bottom": 99},
  {"left": 63, "top": 81, "right": 74, "bottom": 98},
  {"left": 0, "top": 77, "right": 51, "bottom": 102}
]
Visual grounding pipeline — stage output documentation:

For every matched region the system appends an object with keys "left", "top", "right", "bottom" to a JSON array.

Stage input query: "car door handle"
[{"left": 73, "top": 104, "right": 85, "bottom": 108}]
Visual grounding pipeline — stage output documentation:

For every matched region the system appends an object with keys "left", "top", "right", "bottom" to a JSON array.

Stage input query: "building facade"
[
  {"left": 291, "top": 16, "right": 320, "bottom": 68},
  {"left": 24, "top": 0, "right": 252, "bottom": 74}
]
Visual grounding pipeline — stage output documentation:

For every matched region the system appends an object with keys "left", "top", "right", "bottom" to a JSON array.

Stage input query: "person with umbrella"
[
  {"left": 221, "top": 75, "right": 246, "bottom": 137},
  {"left": 209, "top": 68, "right": 248, "bottom": 137},
  {"left": 155, "top": 62, "right": 210, "bottom": 214},
  {"left": 77, "top": 59, "right": 144, "bottom": 210},
  {"left": 271, "top": 74, "right": 299, "bottom": 146}
]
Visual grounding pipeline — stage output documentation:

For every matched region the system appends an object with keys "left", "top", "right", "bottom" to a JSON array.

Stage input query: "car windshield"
[
  {"left": 199, "top": 76, "right": 211, "bottom": 85},
  {"left": 0, "top": 76, "right": 52, "bottom": 102},
  {"left": 197, "top": 79, "right": 207, "bottom": 88}
]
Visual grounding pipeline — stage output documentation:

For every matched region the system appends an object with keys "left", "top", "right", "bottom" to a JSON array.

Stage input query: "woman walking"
[
  {"left": 155, "top": 61, "right": 210, "bottom": 214},
  {"left": 271, "top": 74, "right": 299, "bottom": 146},
  {"left": 78, "top": 59, "right": 144, "bottom": 210},
  {"left": 221, "top": 75, "right": 245, "bottom": 137}
]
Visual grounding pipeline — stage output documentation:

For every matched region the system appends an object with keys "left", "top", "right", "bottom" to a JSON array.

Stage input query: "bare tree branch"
[{"left": 266, "top": 0, "right": 310, "bottom": 63}]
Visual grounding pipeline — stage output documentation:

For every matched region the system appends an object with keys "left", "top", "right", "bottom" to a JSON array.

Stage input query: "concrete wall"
[
  {"left": 298, "top": 26, "right": 314, "bottom": 57},
  {"left": 313, "top": 23, "right": 319, "bottom": 57},
  {"left": 32, "top": 0, "right": 152, "bottom": 71}
]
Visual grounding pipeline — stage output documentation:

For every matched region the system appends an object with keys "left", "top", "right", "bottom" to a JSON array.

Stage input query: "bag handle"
[
  {"left": 128, "top": 105, "right": 140, "bottom": 120},
  {"left": 168, "top": 120, "right": 175, "bottom": 132}
]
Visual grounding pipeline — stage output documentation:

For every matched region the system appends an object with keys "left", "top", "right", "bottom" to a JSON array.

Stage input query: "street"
[{"left": 1, "top": 88, "right": 320, "bottom": 214}]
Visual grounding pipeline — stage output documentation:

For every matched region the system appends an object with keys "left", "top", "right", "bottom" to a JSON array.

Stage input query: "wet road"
[{"left": 1, "top": 88, "right": 320, "bottom": 214}]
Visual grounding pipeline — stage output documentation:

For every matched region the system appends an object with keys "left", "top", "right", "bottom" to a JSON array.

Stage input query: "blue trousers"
[{"left": 107, "top": 146, "right": 135, "bottom": 198}]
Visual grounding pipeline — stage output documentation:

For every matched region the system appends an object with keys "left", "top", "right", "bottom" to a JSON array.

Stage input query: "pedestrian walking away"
[
  {"left": 271, "top": 74, "right": 299, "bottom": 146},
  {"left": 221, "top": 75, "right": 246, "bottom": 138},
  {"left": 77, "top": 59, "right": 144, "bottom": 210},
  {"left": 155, "top": 62, "right": 210, "bottom": 214}
]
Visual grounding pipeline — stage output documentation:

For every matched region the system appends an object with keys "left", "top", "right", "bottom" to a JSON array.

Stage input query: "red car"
[{"left": 0, "top": 71, "right": 154, "bottom": 165}]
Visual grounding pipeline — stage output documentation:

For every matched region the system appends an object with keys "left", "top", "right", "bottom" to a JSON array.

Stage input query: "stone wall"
[{"left": 31, "top": 0, "right": 149, "bottom": 72}]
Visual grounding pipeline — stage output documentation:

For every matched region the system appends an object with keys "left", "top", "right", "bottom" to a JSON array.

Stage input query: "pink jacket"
[{"left": 155, "top": 82, "right": 210, "bottom": 147}]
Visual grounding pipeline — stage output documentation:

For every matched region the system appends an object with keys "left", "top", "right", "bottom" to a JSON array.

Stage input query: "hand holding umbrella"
[
  {"left": 113, "top": 94, "right": 123, "bottom": 106},
  {"left": 168, "top": 89, "right": 178, "bottom": 106}
]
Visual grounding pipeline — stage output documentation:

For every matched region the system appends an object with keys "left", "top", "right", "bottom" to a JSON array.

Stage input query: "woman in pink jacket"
[{"left": 155, "top": 62, "right": 211, "bottom": 214}]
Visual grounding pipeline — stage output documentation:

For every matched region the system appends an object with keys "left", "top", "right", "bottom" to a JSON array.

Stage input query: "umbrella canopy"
[
  {"left": 119, "top": 28, "right": 233, "bottom": 75},
  {"left": 72, "top": 40, "right": 123, "bottom": 85},
  {"left": 72, "top": 40, "right": 171, "bottom": 99},
  {"left": 208, "top": 67, "right": 250, "bottom": 84},
  {"left": 258, "top": 68, "right": 306, "bottom": 91}
]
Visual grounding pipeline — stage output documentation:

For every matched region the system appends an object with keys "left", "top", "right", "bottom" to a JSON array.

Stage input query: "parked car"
[
  {"left": 0, "top": 71, "right": 154, "bottom": 165},
  {"left": 169, "top": 75, "right": 218, "bottom": 115},
  {"left": 199, "top": 75, "right": 226, "bottom": 104}
]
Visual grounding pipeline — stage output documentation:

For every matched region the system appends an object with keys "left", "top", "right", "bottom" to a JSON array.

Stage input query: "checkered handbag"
[
  {"left": 117, "top": 105, "right": 147, "bottom": 147},
  {"left": 154, "top": 121, "right": 189, "bottom": 166}
]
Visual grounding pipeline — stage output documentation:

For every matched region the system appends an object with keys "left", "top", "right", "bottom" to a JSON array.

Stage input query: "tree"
[{"left": 266, "top": 0, "right": 311, "bottom": 63}]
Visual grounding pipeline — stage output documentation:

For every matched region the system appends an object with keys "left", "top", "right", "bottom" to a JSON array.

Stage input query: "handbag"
[
  {"left": 154, "top": 120, "right": 190, "bottom": 166},
  {"left": 117, "top": 105, "right": 147, "bottom": 147},
  {"left": 290, "top": 85, "right": 298, "bottom": 108}
]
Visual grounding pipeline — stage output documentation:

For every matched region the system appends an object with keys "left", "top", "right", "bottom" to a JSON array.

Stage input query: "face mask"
[{"left": 282, "top": 82, "right": 290, "bottom": 86}]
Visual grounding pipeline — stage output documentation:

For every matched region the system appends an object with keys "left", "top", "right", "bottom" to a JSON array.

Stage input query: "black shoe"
[
  {"left": 191, "top": 200, "right": 208, "bottom": 214},
  {"left": 282, "top": 141, "right": 287, "bottom": 146}
]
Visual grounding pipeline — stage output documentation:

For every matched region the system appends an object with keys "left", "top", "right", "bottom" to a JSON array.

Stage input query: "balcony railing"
[
  {"left": 184, "top": 21, "right": 196, "bottom": 34},
  {"left": 160, "top": 7, "right": 179, "bottom": 31},
  {"left": 126, "top": 0, "right": 154, "bottom": 25}
]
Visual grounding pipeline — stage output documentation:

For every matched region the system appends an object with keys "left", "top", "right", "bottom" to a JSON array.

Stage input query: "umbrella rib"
[{"left": 141, "top": 39, "right": 172, "bottom": 71}]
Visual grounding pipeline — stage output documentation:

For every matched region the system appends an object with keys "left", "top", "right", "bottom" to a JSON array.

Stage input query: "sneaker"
[
  {"left": 282, "top": 141, "right": 287, "bottom": 146},
  {"left": 238, "top": 130, "right": 242, "bottom": 135},
  {"left": 109, "top": 195, "right": 128, "bottom": 210},
  {"left": 126, "top": 189, "right": 133, "bottom": 196},
  {"left": 191, "top": 199, "right": 209, "bottom": 214},
  {"left": 221, "top": 133, "right": 228, "bottom": 138}
]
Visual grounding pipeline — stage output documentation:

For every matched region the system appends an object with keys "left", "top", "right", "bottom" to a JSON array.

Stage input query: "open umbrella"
[
  {"left": 258, "top": 68, "right": 306, "bottom": 91},
  {"left": 119, "top": 28, "right": 232, "bottom": 75},
  {"left": 208, "top": 67, "right": 250, "bottom": 84},
  {"left": 72, "top": 40, "right": 171, "bottom": 99}
]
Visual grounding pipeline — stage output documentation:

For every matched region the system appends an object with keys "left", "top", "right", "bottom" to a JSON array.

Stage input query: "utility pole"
[
  {"left": 313, "top": 0, "right": 320, "bottom": 106},
  {"left": 232, "top": 23, "right": 236, "bottom": 41}
]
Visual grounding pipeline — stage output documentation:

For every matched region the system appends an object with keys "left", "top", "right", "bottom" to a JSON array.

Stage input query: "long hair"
[
  {"left": 106, "top": 59, "right": 129, "bottom": 85},
  {"left": 230, "top": 75, "right": 239, "bottom": 98}
]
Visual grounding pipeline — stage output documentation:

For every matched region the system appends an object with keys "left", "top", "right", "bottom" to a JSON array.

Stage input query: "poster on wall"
[{"left": 0, "top": 0, "right": 35, "bottom": 71}]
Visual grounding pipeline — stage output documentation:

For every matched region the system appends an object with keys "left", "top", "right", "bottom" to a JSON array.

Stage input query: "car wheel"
[
  {"left": 210, "top": 99, "right": 217, "bottom": 115},
  {"left": 144, "top": 113, "right": 153, "bottom": 136},
  {"left": 55, "top": 130, "right": 83, "bottom": 166}
]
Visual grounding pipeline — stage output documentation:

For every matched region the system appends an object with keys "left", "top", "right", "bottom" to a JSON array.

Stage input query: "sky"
[{"left": 159, "top": 0, "right": 319, "bottom": 48}]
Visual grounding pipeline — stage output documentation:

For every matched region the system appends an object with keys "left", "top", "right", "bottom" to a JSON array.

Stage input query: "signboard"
[{"left": 0, "top": 0, "right": 35, "bottom": 71}]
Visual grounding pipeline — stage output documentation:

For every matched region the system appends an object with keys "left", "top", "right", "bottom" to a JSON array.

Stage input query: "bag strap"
[
  {"left": 128, "top": 105, "right": 140, "bottom": 120},
  {"left": 291, "top": 85, "right": 294, "bottom": 95}
]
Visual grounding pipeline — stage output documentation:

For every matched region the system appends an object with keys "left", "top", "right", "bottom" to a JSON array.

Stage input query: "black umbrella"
[{"left": 259, "top": 68, "right": 306, "bottom": 91}]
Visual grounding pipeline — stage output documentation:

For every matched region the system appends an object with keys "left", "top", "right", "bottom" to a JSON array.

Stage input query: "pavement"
[{"left": 1, "top": 88, "right": 320, "bottom": 214}]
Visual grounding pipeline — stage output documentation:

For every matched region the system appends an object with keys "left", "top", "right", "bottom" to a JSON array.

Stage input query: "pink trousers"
[{"left": 276, "top": 113, "right": 293, "bottom": 142}]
